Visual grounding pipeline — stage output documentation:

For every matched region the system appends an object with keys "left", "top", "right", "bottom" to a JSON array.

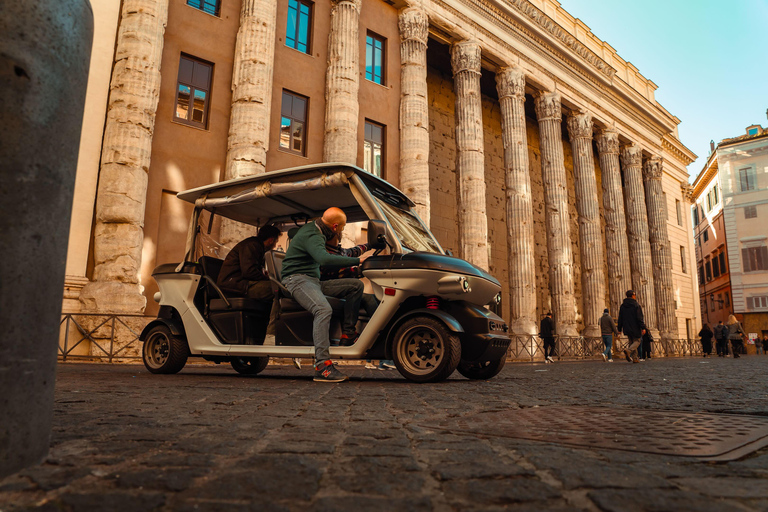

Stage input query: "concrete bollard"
[{"left": 0, "top": 0, "right": 93, "bottom": 478}]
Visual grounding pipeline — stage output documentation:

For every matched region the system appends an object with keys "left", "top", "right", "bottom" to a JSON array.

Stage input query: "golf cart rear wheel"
[
  {"left": 391, "top": 316, "right": 461, "bottom": 383},
  {"left": 142, "top": 325, "right": 189, "bottom": 374},
  {"left": 457, "top": 357, "right": 506, "bottom": 380},
  {"left": 230, "top": 356, "right": 269, "bottom": 375}
]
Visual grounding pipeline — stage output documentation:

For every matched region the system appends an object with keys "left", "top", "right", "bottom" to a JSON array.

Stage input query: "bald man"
[{"left": 281, "top": 208, "right": 365, "bottom": 382}]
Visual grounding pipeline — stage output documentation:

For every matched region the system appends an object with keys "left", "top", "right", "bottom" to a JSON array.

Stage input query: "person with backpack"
[
  {"left": 617, "top": 290, "right": 646, "bottom": 364},
  {"left": 698, "top": 324, "right": 714, "bottom": 357},
  {"left": 713, "top": 320, "right": 727, "bottom": 357}
]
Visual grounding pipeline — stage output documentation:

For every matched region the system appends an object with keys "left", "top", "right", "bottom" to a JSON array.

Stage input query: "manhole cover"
[{"left": 423, "top": 406, "right": 768, "bottom": 461}]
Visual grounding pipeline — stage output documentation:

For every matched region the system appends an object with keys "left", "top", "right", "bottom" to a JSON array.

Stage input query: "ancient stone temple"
[{"left": 64, "top": 0, "right": 699, "bottom": 349}]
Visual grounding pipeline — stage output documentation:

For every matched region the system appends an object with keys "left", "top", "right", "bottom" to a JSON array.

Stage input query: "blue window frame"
[
  {"left": 286, "top": 0, "right": 312, "bottom": 54},
  {"left": 365, "top": 33, "right": 385, "bottom": 85},
  {"left": 187, "top": 0, "right": 220, "bottom": 17}
]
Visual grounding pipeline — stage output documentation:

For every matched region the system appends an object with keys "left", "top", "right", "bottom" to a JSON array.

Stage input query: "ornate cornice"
[
  {"left": 495, "top": 66, "right": 525, "bottom": 99},
  {"left": 451, "top": 40, "right": 481, "bottom": 75},
  {"left": 680, "top": 184, "right": 694, "bottom": 203},
  {"left": 534, "top": 91, "right": 561, "bottom": 122},
  {"left": 642, "top": 156, "right": 663, "bottom": 181},
  {"left": 661, "top": 136, "right": 696, "bottom": 166},
  {"left": 620, "top": 145, "right": 642, "bottom": 168},
  {"left": 399, "top": 7, "right": 429, "bottom": 44},
  {"left": 566, "top": 111, "right": 592, "bottom": 139},
  {"left": 595, "top": 128, "right": 619, "bottom": 155}
]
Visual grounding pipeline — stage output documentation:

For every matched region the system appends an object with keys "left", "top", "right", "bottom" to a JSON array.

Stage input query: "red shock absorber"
[{"left": 426, "top": 296, "right": 439, "bottom": 310}]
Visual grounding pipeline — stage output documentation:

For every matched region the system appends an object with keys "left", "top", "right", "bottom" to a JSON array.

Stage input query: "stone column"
[
  {"left": 79, "top": 0, "right": 169, "bottom": 314},
  {"left": 567, "top": 112, "right": 605, "bottom": 337},
  {"left": 620, "top": 145, "right": 657, "bottom": 333},
  {"left": 596, "top": 128, "right": 632, "bottom": 318},
  {"left": 323, "top": 0, "right": 361, "bottom": 164},
  {"left": 451, "top": 41, "right": 489, "bottom": 270},
  {"left": 644, "top": 156, "right": 677, "bottom": 339},
  {"left": 535, "top": 92, "right": 577, "bottom": 336},
  {"left": 398, "top": 7, "right": 430, "bottom": 225},
  {"left": 221, "top": 0, "right": 278, "bottom": 245},
  {"left": 496, "top": 67, "right": 536, "bottom": 335}
]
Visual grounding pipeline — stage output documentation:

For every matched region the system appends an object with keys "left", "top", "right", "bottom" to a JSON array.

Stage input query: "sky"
[{"left": 557, "top": 0, "right": 768, "bottom": 181}]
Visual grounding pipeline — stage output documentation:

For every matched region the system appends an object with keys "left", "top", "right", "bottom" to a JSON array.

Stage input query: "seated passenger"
[
  {"left": 217, "top": 225, "right": 281, "bottom": 332},
  {"left": 281, "top": 208, "right": 364, "bottom": 383}
]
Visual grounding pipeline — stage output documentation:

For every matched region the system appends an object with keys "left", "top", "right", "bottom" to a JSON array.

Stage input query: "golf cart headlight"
[
  {"left": 463, "top": 279, "right": 470, "bottom": 291},
  {"left": 494, "top": 293, "right": 501, "bottom": 304},
  {"left": 437, "top": 275, "right": 471, "bottom": 294}
]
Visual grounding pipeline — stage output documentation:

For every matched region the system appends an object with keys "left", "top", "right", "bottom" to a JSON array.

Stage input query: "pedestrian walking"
[
  {"left": 617, "top": 290, "right": 646, "bottom": 364},
  {"left": 599, "top": 308, "right": 618, "bottom": 362},
  {"left": 756, "top": 336, "right": 764, "bottom": 355},
  {"left": 641, "top": 330, "right": 654, "bottom": 360},
  {"left": 714, "top": 320, "right": 728, "bottom": 357},
  {"left": 726, "top": 314, "right": 746, "bottom": 359},
  {"left": 698, "top": 324, "right": 714, "bottom": 357},
  {"left": 761, "top": 335, "right": 768, "bottom": 355},
  {"left": 540, "top": 312, "right": 555, "bottom": 363}
]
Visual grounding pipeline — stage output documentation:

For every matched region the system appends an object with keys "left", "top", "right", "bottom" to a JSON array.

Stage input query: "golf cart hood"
[{"left": 363, "top": 252, "right": 500, "bottom": 286}]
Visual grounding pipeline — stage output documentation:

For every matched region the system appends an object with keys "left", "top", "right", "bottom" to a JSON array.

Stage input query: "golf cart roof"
[{"left": 177, "top": 162, "right": 414, "bottom": 226}]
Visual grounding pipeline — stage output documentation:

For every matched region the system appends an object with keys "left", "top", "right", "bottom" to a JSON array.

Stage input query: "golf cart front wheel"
[
  {"left": 142, "top": 324, "right": 189, "bottom": 374},
  {"left": 456, "top": 357, "right": 506, "bottom": 380},
  {"left": 230, "top": 356, "right": 269, "bottom": 375},
  {"left": 391, "top": 316, "right": 461, "bottom": 383}
]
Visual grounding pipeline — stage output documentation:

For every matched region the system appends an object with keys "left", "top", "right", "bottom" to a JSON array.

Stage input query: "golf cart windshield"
[{"left": 373, "top": 193, "right": 442, "bottom": 254}]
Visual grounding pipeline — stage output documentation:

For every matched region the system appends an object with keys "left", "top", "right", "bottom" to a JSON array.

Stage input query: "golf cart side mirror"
[{"left": 367, "top": 219, "right": 388, "bottom": 250}]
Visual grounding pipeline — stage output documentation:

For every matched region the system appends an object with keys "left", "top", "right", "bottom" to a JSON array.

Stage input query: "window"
[
  {"left": 286, "top": 0, "right": 312, "bottom": 54},
  {"left": 748, "top": 296, "right": 768, "bottom": 309},
  {"left": 719, "top": 252, "right": 726, "bottom": 275},
  {"left": 742, "top": 246, "right": 768, "bottom": 272},
  {"left": 364, "top": 120, "right": 385, "bottom": 177},
  {"left": 703, "top": 229, "right": 709, "bottom": 243},
  {"left": 712, "top": 253, "right": 720, "bottom": 277},
  {"left": 705, "top": 260, "right": 712, "bottom": 281},
  {"left": 745, "top": 205, "right": 757, "bottom": 219},
  {"left": 747, "top": 127, "right": 759, "bottom": 136},
  {"left": 187, "top": 0, "right": 220, "bottom": 16},
  {"left": 739, "top": 167, "right": 756, "bottom": 192},
  {"left": 698, "top": 265, "right": 704, "bottom": 285},
  {"left": 718, "top": 293, "right": 723, "bottom": 310},
  {"left": 706, "top": 191, "right": 712, "bottom": 211},
  {"left": 725, "top": 292, "right": 730, "bottom": 307},
  {"left": 174, "top": 55, "right": 212, "bottom": 129},
  {"left": 692, "top": 206, "right": 699, "bottom": 226},
  {"left": 680, "top": 246, "right": 687, "bottom": 273},
  {"left": 279, "top": 90, "right": 308, "bottom": 155},
  {"left": 713, "top": 185, "right": 719, "bottom": 205},
  {"left": 365, "top": 32, "right": 385, "bottom": 85},
  {"left": 676, "top": 199, "right": 682, "bottom": 226}
]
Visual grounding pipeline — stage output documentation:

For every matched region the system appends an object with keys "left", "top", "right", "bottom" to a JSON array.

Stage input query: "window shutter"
[
  {"left": 760, "top": 246, "right": 768, "bottom": 270},
  {"left": 742, "top": 248, "right": 752, "bottom": 272},
  {"left": 747, "top": 297, "right": 754, "bottom": 309}
]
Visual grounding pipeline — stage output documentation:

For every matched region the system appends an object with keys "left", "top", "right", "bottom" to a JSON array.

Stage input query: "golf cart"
[{"left": 140, "top": 163, "right": 510, "bottom": 382}]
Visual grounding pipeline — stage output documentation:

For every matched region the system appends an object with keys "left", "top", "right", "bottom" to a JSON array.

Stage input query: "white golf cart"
[{"left": 140, "top": 163, "right": 510, "bottom": 382}]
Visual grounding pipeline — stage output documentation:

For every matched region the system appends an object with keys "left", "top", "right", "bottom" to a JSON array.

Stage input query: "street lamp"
[{"left": 710, "top": 293, "right": 724, "bottom": 310}]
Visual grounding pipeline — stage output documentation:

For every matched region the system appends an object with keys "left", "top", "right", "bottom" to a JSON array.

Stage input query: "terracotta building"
[
  {"left": 63, "top": 0, "right": 700, "bottom": 350},
  {"left": 692, "top": 115, "right": 768, "bottom": 350}
]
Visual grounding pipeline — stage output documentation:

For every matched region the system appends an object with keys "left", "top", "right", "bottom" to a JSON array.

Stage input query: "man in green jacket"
[{"left": 282, "top": 207, "right": 366, "bottom": 382}]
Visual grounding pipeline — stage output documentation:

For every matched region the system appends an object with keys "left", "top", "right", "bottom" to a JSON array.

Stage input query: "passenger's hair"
[
  {"left": 256, "top": 225, "right": 281, "bottom": 242},
  {"left": 726, "top": 314, "right": 738, "bottom": 325}
]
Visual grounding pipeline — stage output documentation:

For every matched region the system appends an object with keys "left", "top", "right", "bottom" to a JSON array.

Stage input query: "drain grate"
[{"left": 423, "top": 406, "right": 768, "bottom": 461}]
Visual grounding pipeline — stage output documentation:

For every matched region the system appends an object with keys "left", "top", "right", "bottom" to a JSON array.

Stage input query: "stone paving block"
[
  {"left": 57, "top": 491, "right": 166, "bottom": 511},
  {"left": 113, "top": 468, "right": 209, "bottom": 492},
  {"left": 588, "top": 489, "right": 745, "bottom": 512},
  {"left": 442, "top": 477, "right": 561, "bottom": 505},
  {"left": 671, "top": 477, "right": 768, "bottom": 498},
  {"left": 311, "top": 495, "right": 432, "bottom": 512}
]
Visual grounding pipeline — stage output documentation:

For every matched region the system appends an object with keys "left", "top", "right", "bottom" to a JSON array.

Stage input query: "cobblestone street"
[{"left": 1, "top": 357, "right": 767, "bottom": 511}]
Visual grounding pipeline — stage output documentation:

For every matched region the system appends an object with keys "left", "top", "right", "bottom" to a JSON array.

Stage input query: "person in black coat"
[
  {"left": 540, "top": 312, "right": 555, "bottom": 363},
  {"left": 698, "top": 324, "right": 714, "bottom": 357},
  {"left": 713, "top": 320, "right": 727, "bottom": 357},
  {"left": 617, "top": 290, "right": 646, "bottom": 364}
]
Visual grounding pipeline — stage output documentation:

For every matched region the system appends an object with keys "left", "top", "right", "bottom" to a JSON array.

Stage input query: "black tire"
[
  {"left": 391, "top": 316, "right": 461, "bottom": 383},
  {"left": 457, "top": 356, "right": 506, "bottom": 380},
  {"left": 230, "top": 356, "right": 269, "bottom": 375},
  {"left": 142, "top": 324, "right": 189, "bottom": 374}
]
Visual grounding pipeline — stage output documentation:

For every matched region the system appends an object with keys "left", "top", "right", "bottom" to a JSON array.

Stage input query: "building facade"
[
  {"left": 693, "top": 118, "right": 768, "bottom": 348},
  {"left": 64, "top": 0, "right": 700, "bottom": 353}
]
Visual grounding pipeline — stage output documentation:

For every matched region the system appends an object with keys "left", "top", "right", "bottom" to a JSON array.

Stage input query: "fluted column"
[
  {"left": 323, "top": 0, "right": 361, "bottom": 164},
  {"left": 398, "top": 7, "right": 430, "bottom": 225},
  {"left": 496, "top": 67, "right": 536, "bottom": 334},
  {"left": 221, "top": 0, "right": 278, "bottom": 245},
  {"left": 451, "top": 41, "right": 488, "bottom": 270},
  {"left": 596, "top": 128, "right": 632, "bottom": 318},
  {"left": 79, "top": 0, "right": 169, "bottom": 314},
  {"left": 644, "top": 157, "right": 677, "bottom": 339},
  {"left": 620, "top": 145, "right": 657, "bottom": 333},
  {"left": 567, "top": 112, "right": 605, "bottom": 336},
  {"left": 535, "top": 92, "right": 577, "bottom": 336}
]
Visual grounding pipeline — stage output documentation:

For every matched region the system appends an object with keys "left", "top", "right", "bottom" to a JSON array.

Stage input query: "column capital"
[
  {"left": 566, "top": 111, "right": 592, "bottom": 139},
  {"left": 681, "top": 183, "right": 694, "bottom": 203},
  {"left": 398, "top": 7, "right": 428, "bottom": 44},
  {"left": 534, "top": 91, "right": 561, "bottom": 122},
  {"left": 620, "top": 144, "right": 642, "bottom": 168},
  {"left": 331, "top": 0, "right": 361, "bottom": 12},
  {"left": 595, "top": 128, "right": 619, "bottom": 155},
  {"left": 643, "top": 156, "right": 664, "bottom": 181},
  {"left": 495, "top": 66, "right": 525, "bottom": 99},
  {"left": 451, "top": 40, "right": 481, "bottom": 76}
]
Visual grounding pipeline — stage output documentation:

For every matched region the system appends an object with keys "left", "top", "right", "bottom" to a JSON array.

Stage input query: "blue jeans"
[
  {"left": 602, "top": 334, "right": 613, "bottom": 360},
  {"left": 282, "top": 274, "right": 363, "bottom": 365}
]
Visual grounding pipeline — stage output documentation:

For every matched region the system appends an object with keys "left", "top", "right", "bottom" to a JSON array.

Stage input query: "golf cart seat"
[
  {"left": 264, "top": 251, "right": 345, "bottom": 313},
  {"left": 198, "top": 256, "right": 271, "bottom": 314}
]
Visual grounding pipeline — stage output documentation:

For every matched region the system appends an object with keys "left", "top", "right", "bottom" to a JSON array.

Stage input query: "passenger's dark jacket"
[
  {"left": 713, "top": 324, "right": 727, "bottom": 341},
  {"left": 698, "top": 327, "right": 714, "bottom": 344},
  {"left": 539, "top": 316, "right": 554, "bottom": 339},
  {"left": 617, "top": 297, "right": 646, "bottom": 339},
  {"left": 217, "top": 237, "right": 268, "bottom": 295},
  {"left": 600, "top": 313, "right": 619, "bottom": 336}
]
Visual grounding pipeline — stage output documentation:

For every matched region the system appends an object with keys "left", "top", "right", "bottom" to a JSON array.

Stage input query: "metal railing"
[
  {"left": 59, "top": 313, "right": 153, "bottom": 362},
  {"left": 506, "top": 335, "right": 705, "bottom": 362}
]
